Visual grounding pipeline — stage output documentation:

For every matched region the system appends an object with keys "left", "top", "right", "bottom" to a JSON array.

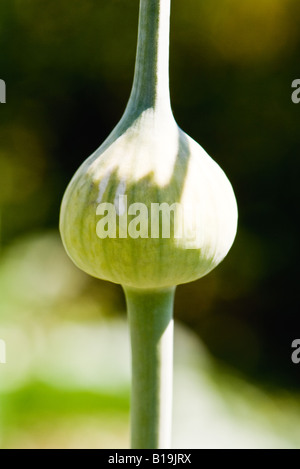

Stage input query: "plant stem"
[
  {"left": 123, "top": 0, "right": 175, "bottom": 449},
  {"left": 124, "top": 286, "right": 175, "bottom": 449},
  {"left": 126, "top": 0, "right": 172, "bottom": 115}
]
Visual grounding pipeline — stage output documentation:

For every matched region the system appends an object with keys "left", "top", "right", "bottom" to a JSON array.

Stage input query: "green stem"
[
  {"left": 124, "top": 286, "right": 176, "bottom": 449},
  {"left": 126, "top": 0, "right": 172, "bottom": 115}
]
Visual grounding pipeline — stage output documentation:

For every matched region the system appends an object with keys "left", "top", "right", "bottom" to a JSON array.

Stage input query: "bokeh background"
[{"left": 1, "top": 0, "right": 300, "bottom": 448}]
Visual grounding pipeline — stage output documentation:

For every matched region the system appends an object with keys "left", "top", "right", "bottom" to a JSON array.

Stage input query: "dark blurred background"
[{"left": 1, "top": 0, "right": 300, "bottom": 448}]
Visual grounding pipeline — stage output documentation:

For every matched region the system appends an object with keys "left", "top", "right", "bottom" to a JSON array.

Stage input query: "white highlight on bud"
[
  {"left": 114, "top": 180, "right": 127, "bottom": 215},
  {"left": 96, "top": 172, "right": 111, "bottom": 203}
]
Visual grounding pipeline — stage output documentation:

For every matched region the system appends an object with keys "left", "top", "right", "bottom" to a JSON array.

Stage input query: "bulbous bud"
[{"left": 60, "top": 110, "right": 237, "bottom": 289}]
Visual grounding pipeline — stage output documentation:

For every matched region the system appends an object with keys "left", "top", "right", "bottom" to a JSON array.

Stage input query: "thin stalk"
[
  {"left": 126, "top": 0, "right": 172, "bottom": 116},
  {"left": 123, "top": 0, "right": 175, "bottom": 450},
  {"left": 124, "top": 287, "right": 175, "bottom": 449}
]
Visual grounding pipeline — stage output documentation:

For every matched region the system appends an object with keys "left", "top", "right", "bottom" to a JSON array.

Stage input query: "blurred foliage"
[
  {"left": 1, "top": 234, "right": 300, "bottom": 448},
  {"left": 1, "top": 0, "right": 300, "bottom": 448}
]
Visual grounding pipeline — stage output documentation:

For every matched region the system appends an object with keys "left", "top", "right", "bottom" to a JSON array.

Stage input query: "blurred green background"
[{"left": 1, "top": 0, "right": 300, "bottom": 448}]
